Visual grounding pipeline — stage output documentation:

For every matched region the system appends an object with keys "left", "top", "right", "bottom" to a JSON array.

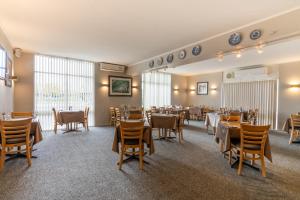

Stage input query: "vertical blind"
[
  {"left": 221, "top": 80, "right": 278, "bottom": 128},
  {"left": 142, "top": 72, "right": 171, "bottom": 109},
  {"left": 0, "top": 48, "right": 6, "bottom": 79},
  {"left": 34, "top": 54, "right": 95, "bottom": 130}
]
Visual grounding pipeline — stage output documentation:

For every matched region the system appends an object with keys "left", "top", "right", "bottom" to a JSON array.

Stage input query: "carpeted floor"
[{"left": 0, "top": 121, "right": 299, "bottom": 200}]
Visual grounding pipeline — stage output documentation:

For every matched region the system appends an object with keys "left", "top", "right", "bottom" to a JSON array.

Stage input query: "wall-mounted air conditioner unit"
[
  {"left": 223, "top": 66, "right": 269, "bottom": 82},
  {"left": 99, "top": 62, "right": 127, "bottom": 73}
]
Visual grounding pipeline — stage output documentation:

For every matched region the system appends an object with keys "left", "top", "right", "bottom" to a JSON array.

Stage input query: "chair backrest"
[
  {"left": 291, "top": 114, "right": 300, "bottom": 128},
  {"left": 240, "top": 124, "right": 270, "bottom": 151},
  {"left": 0, "top": 118, "right": 32, "bottom": 147},
  {"left": 145, "top": 110, "right": 152, "bottom": 123},
  {"left": 128, "top": 113, "right": 143, "bottom": 120},
  {"left": 11, "top": 112, "right": 33, "bottom": 118},
  {"left": 115, "top": 108, "right": 121, "bottom": 124},
  {"left": 120, "top": 121, "right": 144, "bottom": 142},
  {"left": 221, "top": 115, "right": 241, "bottom": 122},
  {"left": 179, "top": 112, "right": 185, "bottom": 128},
  {"left": 84, "top": 107, "right": 90, "bottom": 118},
  {"left": 229, "top": 111, "right": 241, "bottom": 116},
  {"left": 159, "top": 107, "right": 166, "bottom": 114},
  {"left": 109, "top": 107, "right": 115, "bottom": 117},
  {"left": 52, "top": 108, "right": 58, "bottom": 122}
]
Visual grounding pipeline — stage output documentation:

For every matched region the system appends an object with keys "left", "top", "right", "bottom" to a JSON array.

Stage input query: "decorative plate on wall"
[
  {"left": 228, "top": 32, "right": 242, "bottom": 46},
  {"left": 192, "top": 45, "right": 202, "bottom": 56},
  {"left": 148, "top": 60, "right": 154, "bottom": 68},
  {"left": 157, "top": 57, "right": 163, "bottom": 66},
  {"left": 178, "top": 49, "right": 186, "bottom": 60},
  {"left": 250, "top": 29, "right": 262, "bottom": 40},
  {"left": 166, "top": 53, "right": 174, "bottom": 63}
]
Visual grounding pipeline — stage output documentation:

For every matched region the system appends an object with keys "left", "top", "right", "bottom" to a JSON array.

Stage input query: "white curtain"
[
  {"left": 0, "top": 48, "right": 6, "bottom": 79},
  {"left": 221, "top": 80, "right": 278, "bottom": 128},
  {"left": 142, "top": 72, "right": 171, "bottom": 109},
  {"left": 34, "top": 54, "right": 95, "bottom": 130}
]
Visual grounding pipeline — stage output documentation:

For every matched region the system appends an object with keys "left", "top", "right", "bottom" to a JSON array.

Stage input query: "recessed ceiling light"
[
  {"left": 216, "top": 52, "right": 224, "bottom": 62},
  {"left": 235, "top": 50, "right": 242, "bottom": 58}
]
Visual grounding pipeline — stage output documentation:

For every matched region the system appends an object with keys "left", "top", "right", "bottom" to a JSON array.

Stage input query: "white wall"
[
  {"left": 0, "top": 27, "right": 13, "bottom": 114},
  {"left": 278, "top": 61, "right": 300, "bottom": 128},
  {"left": 187, "top": 72, "right": 222, "bottom": 107}
]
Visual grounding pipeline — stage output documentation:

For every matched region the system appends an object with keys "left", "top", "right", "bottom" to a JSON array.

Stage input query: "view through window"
[
  {"left": 142, "top": 72, "right": 171, "bottom": 109},
  {"left": 34, "top": 54, "right": 95, "bottom": 130},
  {"left": 0, "top": 47, "right": 6, "bottom": 79}
]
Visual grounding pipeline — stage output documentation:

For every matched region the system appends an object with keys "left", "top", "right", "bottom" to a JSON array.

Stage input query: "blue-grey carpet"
[{"left": 0, "top": 121, "right": 299, "bottom": 200}]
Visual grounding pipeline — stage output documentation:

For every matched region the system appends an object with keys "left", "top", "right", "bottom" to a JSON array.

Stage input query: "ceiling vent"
[{"left": 99, "top": 62, "right": 127, "bottom": 73}]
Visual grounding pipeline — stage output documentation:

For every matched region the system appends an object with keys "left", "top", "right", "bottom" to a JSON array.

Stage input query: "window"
[
  {"left": 221, "top": 80, "right": 278, "bottom": 128},
  {"left": 142, "top": 72, "right": 171, "bottom": 109},
  {"left": 34, "top": 54, "right": 95, "bottom": 130},
  {"left": 0, "top": 47, "right": 6, "bottom": 79}
]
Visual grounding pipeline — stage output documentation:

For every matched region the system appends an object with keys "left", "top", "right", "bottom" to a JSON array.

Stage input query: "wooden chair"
[
  {"left": 235, "top": 124, "right": 270, "bottom": 177},
  {"left": 115, "top": 108, "right": 121, "bottom": 126},
  {"left": 289, "top": 114, "right": 300, "bottom": 144},
  {"left": 128, "top": 113, "right": 143, "bottom": 120},
  {"left": 146, "top": 110, "right": 162, "bottom": 139},
  {"left": 0, "top": 118, "right": 33, "bottom": 171},
  {"left": 52, "top": 108, "right": 63, "bottom": 134},
  {"left": 145, "top": 110, "right": 152, "bottom": 123},
  {"left": 221, "top": 115, "right": 241, "bottom": 122},
  {"left": 84, "top": 107, "right": 90, "bottom": 131},
  {"left": 11, "top": 112, "right": 33, "bottom": 118},
  {"left": 109, "top": 107, "right": 116, "bottom": 126},
  {"left": 118, "top": 121, "right": 144, "bottom": 170}
]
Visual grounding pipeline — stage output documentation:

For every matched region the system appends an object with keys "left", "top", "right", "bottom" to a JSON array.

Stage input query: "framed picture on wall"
[
  {"left": 5, "top": 55, "right": 12, "bottom": 87},
  {"left": 109, "top": 76, "right": 132, "bottom": 96},
  {"left": 197, "top": 82, "right": 208, "bottom": 95}
]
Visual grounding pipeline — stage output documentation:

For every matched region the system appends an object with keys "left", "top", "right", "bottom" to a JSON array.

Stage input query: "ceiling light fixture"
[
  {"left": 216, "top": 52, "right": 224, "bottom": 62},
  {"left": 256, "top": 44, "right": 264, "bottom": 54},
  {"left": 235, "top": 50, "right": 242, "bottom": 58}
]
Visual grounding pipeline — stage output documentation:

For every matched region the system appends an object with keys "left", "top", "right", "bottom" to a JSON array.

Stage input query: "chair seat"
[{"left": 232, "top": 141, "right": 261, "bottom": 150}]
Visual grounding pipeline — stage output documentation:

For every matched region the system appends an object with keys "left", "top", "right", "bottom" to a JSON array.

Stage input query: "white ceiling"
[
  {"left": 165, "top": 38, "right": 300, "bottom": 76},
  {"left": 0, "top": 0, "right": 300, "bottom": 64}
]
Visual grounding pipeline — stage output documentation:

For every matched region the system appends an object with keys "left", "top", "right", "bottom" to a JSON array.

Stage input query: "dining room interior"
[{"left": 0, "top": 1, "right": 300, "bottom": 200}]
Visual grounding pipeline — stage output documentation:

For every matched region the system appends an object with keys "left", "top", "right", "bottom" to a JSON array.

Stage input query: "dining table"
[
  {"left": 151, "top": 113, "right": 180, "bottom": 140},
  {"left": 215, "top": 121, "right": 272, "bottom": 167},
  {"left": 57, "top": 110, "right": 85, "bottom": 132},
  {"left": 204, "top": 112, "right": 221, "bottom": 135},
  {"left": 170, "top": 109, "right": 190, "bottom": 123}
]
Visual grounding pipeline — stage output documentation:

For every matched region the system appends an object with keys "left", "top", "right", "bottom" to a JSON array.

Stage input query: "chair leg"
[
  {"left": 158, "top": 129, "right": 161, "bottom": 139},
  {"left": 251, "top": 154, "right": 255, "bottom": 166},
  {"left": 0, "top": 149, "right": 5, "bottom": 171},
  {"left": 229, "top": 149, "right": 232, "bottom": 165},
  {"left": 289, "top": 131, "right": 294, "bottom": 144},
  {"left": 238, "top": 151, "right": 244, "bottom": 176},
  {"left": 139, "top": 145, "right": 144, "bottom": 170},
  {"left": 118, "top": 148, "right": 124, "bottom": 170},
  {"left": 26, "top": 145, "right": 32, "bottom": 167},
  {"left": 54, "top": 123, "right": 57, "bottom": 134},
  {"left": 139, "top": 144, "right": 144, "bottom": 170},
  {"left": 260, "top": 155, "right": 266, "bottom": 177},
  {"left": 181, "top": 129, "right": 183, "bottom": 141}
]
